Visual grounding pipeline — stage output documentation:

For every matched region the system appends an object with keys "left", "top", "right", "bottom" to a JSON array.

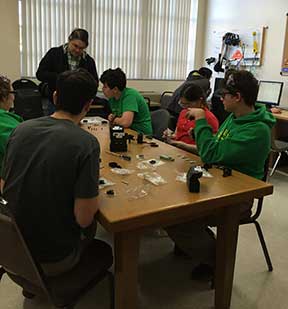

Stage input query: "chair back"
[
  {"left": 160, "top": 91, "right": 173, "bottom": 109},
  {"left": 0, "top": 198, "right": 47, "bottom": 291},
  {"left": 143, "top": 96, "right": 151, "bottom": 108},
  {"left": 249, "top": 155, "right": 270, "bottom": 220},
  {"left": 270, "top": 126, "right": 288, "bottom": 152},
  {"left": 150, "top": 109, "right": 170, "bottom": 140}
]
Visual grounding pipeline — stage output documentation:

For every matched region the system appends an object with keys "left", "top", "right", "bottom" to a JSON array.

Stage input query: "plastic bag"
[
  {"left": 126, "top": 184, "right": 151, "bottom": 200},
  {"left": 137, "top": 159, "right": 164, "bottom": 170},
  {"left": 99, "top": 177, "right": 115, "bottom": 189},
  {"left": 111, "top": 168, "right": 135, "bottom": 175},
  {"left": 137, "top": 172, "right": 167, "bottom": 185}
]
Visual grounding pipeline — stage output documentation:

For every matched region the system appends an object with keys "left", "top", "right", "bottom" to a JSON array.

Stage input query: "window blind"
[{"left": 19, "top": 0, "right": 198, "bottom": 79}]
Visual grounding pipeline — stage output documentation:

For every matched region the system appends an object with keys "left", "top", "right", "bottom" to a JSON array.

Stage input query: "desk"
[
  {"left": 273, "top": 109, "right": 288, "bottom": 122},
  {"left": 271, "top": 109, "right": 288, "bottom": 141},
  {"left": 84, "top": 123, "right": 273, "bottom": 309}
]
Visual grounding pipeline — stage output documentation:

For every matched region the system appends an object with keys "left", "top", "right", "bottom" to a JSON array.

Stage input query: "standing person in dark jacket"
[{"left": 36, "top": 28, "right": 98, "bottom": 113}]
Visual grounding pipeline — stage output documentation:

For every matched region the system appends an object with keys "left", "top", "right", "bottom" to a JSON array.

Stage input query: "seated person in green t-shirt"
[
  {"left": 100, "top": 68, "right": 153, "bottom": 135},
  {"left": 0, "top": 75, "right": 23, "bottom": 172}
]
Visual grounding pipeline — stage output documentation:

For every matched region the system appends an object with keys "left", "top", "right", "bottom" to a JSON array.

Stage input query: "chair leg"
[
  {"left": 108, "top": 272, "right": 115, "bottom": 309},
  {"left": 22, "top": 290, "right": 35, "bottom": 299},
  {"left": 0, "top": 267, "right": 6, "bottom": 281},
  {"left": 253, "top": 221, "right": 273, "bottom": 271},
  {"left": 270, "top": 152, "right": 281, "bottom": 176}
]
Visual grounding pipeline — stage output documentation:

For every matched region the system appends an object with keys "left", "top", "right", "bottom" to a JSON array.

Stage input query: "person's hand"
[
  {"left": 108, "top": 113, "right": 116, "bottom": 123},
  {"left": 185, "top": 108, "right": 206, "bottom": 121},
  {"left": 162, "top": 128, "right": 175, "bottom": 141},
  {"left": 270, "top": 107, "right": 281, "bottom": 114}
]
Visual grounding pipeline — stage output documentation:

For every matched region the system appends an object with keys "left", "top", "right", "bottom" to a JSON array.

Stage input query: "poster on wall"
[
  {"left": 281, "top": 13, "right": 288, "bottom": 76},
  {"left": 210, "top": 27, "right": 265, "bottom": 72}
]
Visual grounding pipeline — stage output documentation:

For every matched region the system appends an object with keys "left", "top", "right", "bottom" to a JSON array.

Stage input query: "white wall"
[
  {"left": 0, "top": 0, "right": 20, "bottom": 81},
  {"left": 204, "top": 0, "right": 288, "bottom": 106}
]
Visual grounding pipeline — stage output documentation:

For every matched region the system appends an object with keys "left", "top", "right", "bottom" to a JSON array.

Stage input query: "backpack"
[{"left": 12, "top": 79, "right": 43, "bottom": 121}]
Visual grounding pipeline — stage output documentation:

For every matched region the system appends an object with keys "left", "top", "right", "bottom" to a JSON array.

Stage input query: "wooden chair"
[{"left": 0, "top": 197, "right": 114, "bottom": 309}]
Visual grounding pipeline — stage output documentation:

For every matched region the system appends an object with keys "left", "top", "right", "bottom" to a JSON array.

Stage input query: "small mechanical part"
[
  {"left": 137, "top": 133, "right": 144, "bottom": 144},
  {"left": 126, "top": 134, "right": 135, "bottom": 143},
  {"left": 106, "top": 151, "right": 131, "bottom": 161},
  {"left": 202, "top": 163, "right": 213, "bottom": 170},
  {"left": 136, "top": 154, "right": 144, "bottom": 159},
  {"left": 160, "top": 154, "right": 174, "bottom": 161},
  {"left": 106, "top": 189, "right": 115, "bottom": 196},
  {"left": 149, "top": 142, "right": 159, "bottom": 147},
  {"left": 223, "top": 167, "right": 232, "bottom": 177},
  {"left": 109, "top": 161, "right": 122, "bottom": 168},
  {"left": 186, "top": 166, "right": 203, "bottom": 193}
]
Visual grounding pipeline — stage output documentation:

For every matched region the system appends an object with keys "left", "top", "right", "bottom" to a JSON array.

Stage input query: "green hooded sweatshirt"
[{"left": 194, "top": 104, "right": 276, "bottom": 179}]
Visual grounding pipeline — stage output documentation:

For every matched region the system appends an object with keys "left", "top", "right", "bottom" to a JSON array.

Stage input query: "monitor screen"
[
  {"left": 213, "top": 77, "right": 224, "bottom": 92},
  {"left": 257, "top": 81, "right": 284, "bottom": 106}
]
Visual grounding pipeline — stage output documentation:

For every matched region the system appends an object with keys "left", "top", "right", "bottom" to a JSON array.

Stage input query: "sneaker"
[
  {"left": 174, "top": 244, "right": 190, "bottom": 258},
  {"left": 190, "top": 263, "right": 214, "bottom": 281}
]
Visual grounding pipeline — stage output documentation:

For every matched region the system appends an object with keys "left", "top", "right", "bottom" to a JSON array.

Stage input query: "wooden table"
[{"left": 84, "top": 122, "right": 273, "bottom": 309}]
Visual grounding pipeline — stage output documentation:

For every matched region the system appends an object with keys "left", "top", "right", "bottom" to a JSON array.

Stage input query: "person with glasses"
[
  {"left": 166, "top": 70, "right": 276, "bottom": 281},
  {"left": 36, "top": 28, "right": 99, "bottom": 113},
  {"left": 0, "top": 75, "right": 23, "bottom": 172},
  {"left": 167, "top": 67, "right": 212, "bottom": 128},
  {"left": 163, "top": 83, "right": 218, "bottom": 153}
]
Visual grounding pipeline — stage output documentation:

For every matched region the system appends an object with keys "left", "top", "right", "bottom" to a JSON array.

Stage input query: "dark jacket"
[
  {"left": 36, "top": 46, "right": 98, "bottom": 99},
  {"left": 168, "top": 75, "right": 211, "bottom": 117}
]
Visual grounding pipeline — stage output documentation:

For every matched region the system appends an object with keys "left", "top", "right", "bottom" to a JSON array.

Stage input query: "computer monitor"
[
  {"left": 256, "top": 81, "right": 284, "bottom": 107},
  {"left": 213, "top": 77, "right": 225, "bottom": 92}
]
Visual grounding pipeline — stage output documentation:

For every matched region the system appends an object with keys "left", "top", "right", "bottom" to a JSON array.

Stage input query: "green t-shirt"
[
  {"left": 0, "top": 109, "right": 23, "bottom": 173},
  {"left": 109, "top": 88, "right": 152, "bottom": 135}
]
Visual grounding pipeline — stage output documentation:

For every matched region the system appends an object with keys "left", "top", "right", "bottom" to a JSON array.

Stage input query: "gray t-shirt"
[{"left": 2, "top": 116, "right": 100, "bottom": 263}]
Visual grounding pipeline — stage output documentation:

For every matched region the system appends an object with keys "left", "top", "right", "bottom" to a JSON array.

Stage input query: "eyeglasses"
[{"left": 221, "top": 91, "right": 232, "bottom": 99}]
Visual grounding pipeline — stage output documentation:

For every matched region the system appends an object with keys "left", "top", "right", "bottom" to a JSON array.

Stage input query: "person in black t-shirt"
[{"left": 1, "top": 69, "right": 112, "bottom": 276}]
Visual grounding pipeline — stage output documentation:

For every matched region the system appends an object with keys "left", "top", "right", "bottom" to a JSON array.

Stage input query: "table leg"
[
  {"left": 114, "top": 230, "right": 140, "bottom": 309},
  {"left": 215, "top": 206, "right": 240, "bottom": 309}
]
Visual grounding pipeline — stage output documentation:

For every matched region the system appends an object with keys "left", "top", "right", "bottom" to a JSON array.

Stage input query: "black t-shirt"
[{"left": 2, "top": 117, "right": 100, "bottom": 263}]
